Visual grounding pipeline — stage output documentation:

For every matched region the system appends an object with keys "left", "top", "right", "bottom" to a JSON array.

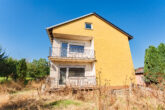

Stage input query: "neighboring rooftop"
[{"left": 135, "top": 67, "right": 144, "bottom": 74}]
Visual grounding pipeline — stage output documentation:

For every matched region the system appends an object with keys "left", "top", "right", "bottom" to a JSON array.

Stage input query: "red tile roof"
[{"left": 135, "top": 67, "right": 144, "bottom": 74}]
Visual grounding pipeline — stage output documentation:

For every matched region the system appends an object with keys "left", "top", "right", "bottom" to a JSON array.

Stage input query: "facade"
[
  {"left": 46, "top": 13, "right": 135, "bottom": 88},
  {"left": 135, "top": 67, "right": 145, "bottom": 86}
]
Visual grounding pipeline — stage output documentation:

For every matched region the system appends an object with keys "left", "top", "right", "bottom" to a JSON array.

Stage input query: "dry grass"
[{"left": 0, "top": 80, "right": 165, "bottom": 110}]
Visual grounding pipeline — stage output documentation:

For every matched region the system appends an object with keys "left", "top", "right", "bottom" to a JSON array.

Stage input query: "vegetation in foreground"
[
  {"left": 0, "top": 42, "right": 165, "bottom": 110},
  {"left": 0, "top": 46, "right": 49, "bottom": 82},
  {"left": 0, "top": 80, "right": 165, "bottom": 110}
]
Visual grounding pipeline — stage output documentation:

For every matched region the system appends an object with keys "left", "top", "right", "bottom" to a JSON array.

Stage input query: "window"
[
  {"left": 69, "top": 44, "right": 84, "bottom": 53},
  {"left": 85, "top": 23, "right": 92, "bottom": 29},
  {"left": 69, "top": 68, "right": 85, "bottom": 77}
]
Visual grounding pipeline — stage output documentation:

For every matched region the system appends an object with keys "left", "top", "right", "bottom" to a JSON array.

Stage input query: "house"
[
  {"left": 46, "top": 13, "right": 135, "bottom": 88},
  {"left": 135, "top": 67, "right": 145, "bottom": 86}
]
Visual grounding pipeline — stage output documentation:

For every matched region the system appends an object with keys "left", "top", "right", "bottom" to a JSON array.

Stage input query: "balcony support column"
[{"left": 49, "top": 62, "right": 59, "bottom": 88}]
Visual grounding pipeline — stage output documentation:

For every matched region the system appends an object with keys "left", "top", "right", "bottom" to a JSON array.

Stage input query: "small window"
[
  {"left": 69, "top": 68, "right": 85, "bottom": 77},
  {"left": 69, "top": 44, "right": 84, "bottom": 53},
  {"left": 85, "top": 23, "right": 92, "bottom": 29}
]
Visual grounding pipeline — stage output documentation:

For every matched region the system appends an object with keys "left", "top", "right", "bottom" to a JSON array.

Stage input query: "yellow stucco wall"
[{"left": 52, "top": 15, "right": 135, "bottom": 86}]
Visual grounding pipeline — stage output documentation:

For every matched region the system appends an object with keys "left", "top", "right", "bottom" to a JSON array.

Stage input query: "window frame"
[
  {"left": 68, "top": 43, "right": 85, "bottom": 53},
  {"left": 85, "top": 22, "right": 93, "bottom": 30},
  {"left": 68, "top": 67, "right": 85, "bottom": 77},
  {"left": 58, "top": 65, "right": 86, "bottom": 78},
  {"left": 60, "top": 41, "right": 85, "bottom": 54}
]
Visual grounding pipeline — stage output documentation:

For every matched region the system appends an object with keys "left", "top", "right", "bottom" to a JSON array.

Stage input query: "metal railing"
[
  {"left": 49, "top": 47, "right": 95, "bottom": 59},
  {"left": 67, "top": 76, "right": 96, "bottom": 87},
  {"left": 48, "top": 76, "right": 96, "bottom": 87}
]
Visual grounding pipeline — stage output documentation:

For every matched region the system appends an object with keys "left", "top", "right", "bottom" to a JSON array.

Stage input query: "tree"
[
  {"left": 144, "top": 46, "right": 160, "bottom": 83},
  {"left": 144, "top": 43, "right": 165, "bottom": 84},
  {"left": 27, "top": 58, "right": 49, "bottom": 79},
  {"left": 0, "top": 47, "right": 7, "bottom": 75},
  {"left": 0, "top": 47, "right": 7, "bottom": 61},
  {"left": 16, "top": 59, "right": 27, "bottom": 81},
  {"left": 158, "top": 43, "right": 165, "bottom": 74},
  {"left": 36, "top": 58, "right": 49, "bottom": 77},
  {"left": 4, "top": 57, "right": 17, "bottom": 80}
]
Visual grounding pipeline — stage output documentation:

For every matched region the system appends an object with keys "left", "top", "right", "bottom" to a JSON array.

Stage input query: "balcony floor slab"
[{"left": 49, "top": 56, "right": 96, "bottom": 63}]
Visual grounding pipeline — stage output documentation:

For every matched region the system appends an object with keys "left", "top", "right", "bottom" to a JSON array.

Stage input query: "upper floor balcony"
[{"left": 49, "top": 47, "right": 96, "bottom": 63}]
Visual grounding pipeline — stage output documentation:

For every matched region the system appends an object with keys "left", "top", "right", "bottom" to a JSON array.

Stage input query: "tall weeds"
[{"left": 0, "top": 79, "right": 165, "bottom": 110}]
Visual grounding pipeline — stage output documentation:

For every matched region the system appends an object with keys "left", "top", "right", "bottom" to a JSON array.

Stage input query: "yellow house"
[{"left": 46, "top": 13, "right": 135, "bottom": 88}]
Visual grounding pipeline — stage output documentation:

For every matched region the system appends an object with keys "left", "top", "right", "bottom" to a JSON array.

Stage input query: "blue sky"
[{"left": 0, "top": 0, "right": 165, "bottom": 68}]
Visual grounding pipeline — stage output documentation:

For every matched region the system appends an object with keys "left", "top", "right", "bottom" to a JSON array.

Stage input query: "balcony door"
[
  {"left": 59, "top": 68, "right": 67, "bottom": 85},
  {"left": 61, "top": 43, "right": 68, "bottom": 57}
]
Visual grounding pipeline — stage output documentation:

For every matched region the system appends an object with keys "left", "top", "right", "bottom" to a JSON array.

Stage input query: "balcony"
[
  {"left": 48, "top": 76, "right": 96, "bottom": 88},
  {"left": 67, "top": 76, "right": 96, "bottom": 87},
  {"left": 49, "top": 47, "right": 96, "bottom": 62}
]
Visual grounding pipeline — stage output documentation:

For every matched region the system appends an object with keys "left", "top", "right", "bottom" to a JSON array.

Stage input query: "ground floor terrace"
[{"left": 49, "top": 61, "right": 96, "bottom": 88}]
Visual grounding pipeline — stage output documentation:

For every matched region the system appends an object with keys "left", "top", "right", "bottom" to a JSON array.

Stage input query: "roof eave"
[
  {"left": 46, "top": 28, "right": 53, "bottom": 44},
  {"left": 93, "top": 13, "right": 133, "bottom": 40}
]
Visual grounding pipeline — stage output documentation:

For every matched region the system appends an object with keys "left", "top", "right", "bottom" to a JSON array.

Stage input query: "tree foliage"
[
  {"left": 0, "top": 46, "right": 49, "bottom": 82},
  {"left": 4, "top": 57, "right": 17, "bottom": 80},
  {"left": 144, "top": 43, "right": 165, "bottom": 83},
  {"left": 27, "top": 58, "right": 49, "bottom": 79},
  {"left": 0, "top": 47, "right": 7, "bottom": 75},
  {"left": 158, "top": 43, "right": 165, "bottom": 74},
  {"left": 0, "top": 47, "right": 7, "bottom": 61},
  {"left": 16, "top": 59, "right": 27, "bottom": 81}
]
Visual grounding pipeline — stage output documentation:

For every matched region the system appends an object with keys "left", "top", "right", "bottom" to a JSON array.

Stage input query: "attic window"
[{"left": 85, "top": 23, "right": 92, "bottom": 29}]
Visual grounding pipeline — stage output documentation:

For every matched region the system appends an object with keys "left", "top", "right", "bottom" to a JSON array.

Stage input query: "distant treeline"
[
  {"left": 0, "top": 47, "right": 49, "bottom": 81},
  {"left": 144, "top": 43, "right": 165, "bottom": 84}
]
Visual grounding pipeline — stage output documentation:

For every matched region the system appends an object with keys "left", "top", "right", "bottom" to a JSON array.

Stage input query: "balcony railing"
[
  {"left": 67, "top": 76, "right": 96, "bottom": 87},
  {"left": 49, "top": 47, "right": 95, "bottom": 60},
  {"left": 48, "top": 76, "right": 96, "bottom": 87}
]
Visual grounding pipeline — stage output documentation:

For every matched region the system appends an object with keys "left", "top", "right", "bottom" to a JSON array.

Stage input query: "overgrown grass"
[
  {"left": 25, "top": 77, "right": 34, "bottom": 80},
  {"left": 0, "top": 77, "right": 12, "bottom": 83},
  {"left": 0, "top": 77, "right": 34, "bottom": 83},
  {"left": 0, "top": 79, "right": 164, "bottom": 110},
  {"left": 46, "top": 99, "right": 81, "bottom": 108},
  {"left": 0, "top": 77, "right": 6, "bottom": 81}
]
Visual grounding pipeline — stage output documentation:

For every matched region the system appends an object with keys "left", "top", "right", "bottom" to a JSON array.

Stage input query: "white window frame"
[
  {"left": 58, "top": 65, "right": 86, "bottom": 79},
  {"left": 60, "top": 40, "right": 85, "bottom": 56},
  {"left": 68, "top": 43, "right": 85, "bottom": 53},
  {"left": 85, "top": 22, "right": 93, "bottom": 30}
]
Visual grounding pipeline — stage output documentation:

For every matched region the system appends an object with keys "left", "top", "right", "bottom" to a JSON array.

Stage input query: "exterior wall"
[
  {"left": 135, "top": 74, "right": 145, "bottom": 86},
  {"left": 50, "top": 61, "right": 96, "bottom": 88},
  {"left": 52, "top": 15, "right": 135, "bottom": 86}
]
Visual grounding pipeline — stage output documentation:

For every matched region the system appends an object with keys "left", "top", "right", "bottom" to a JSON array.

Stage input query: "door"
[
  {"left": 59, "top": 68, "right": 67, "bottom": 85},
  {"left": 61, "top": 43, "right": 68, "bottom": 57}
]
